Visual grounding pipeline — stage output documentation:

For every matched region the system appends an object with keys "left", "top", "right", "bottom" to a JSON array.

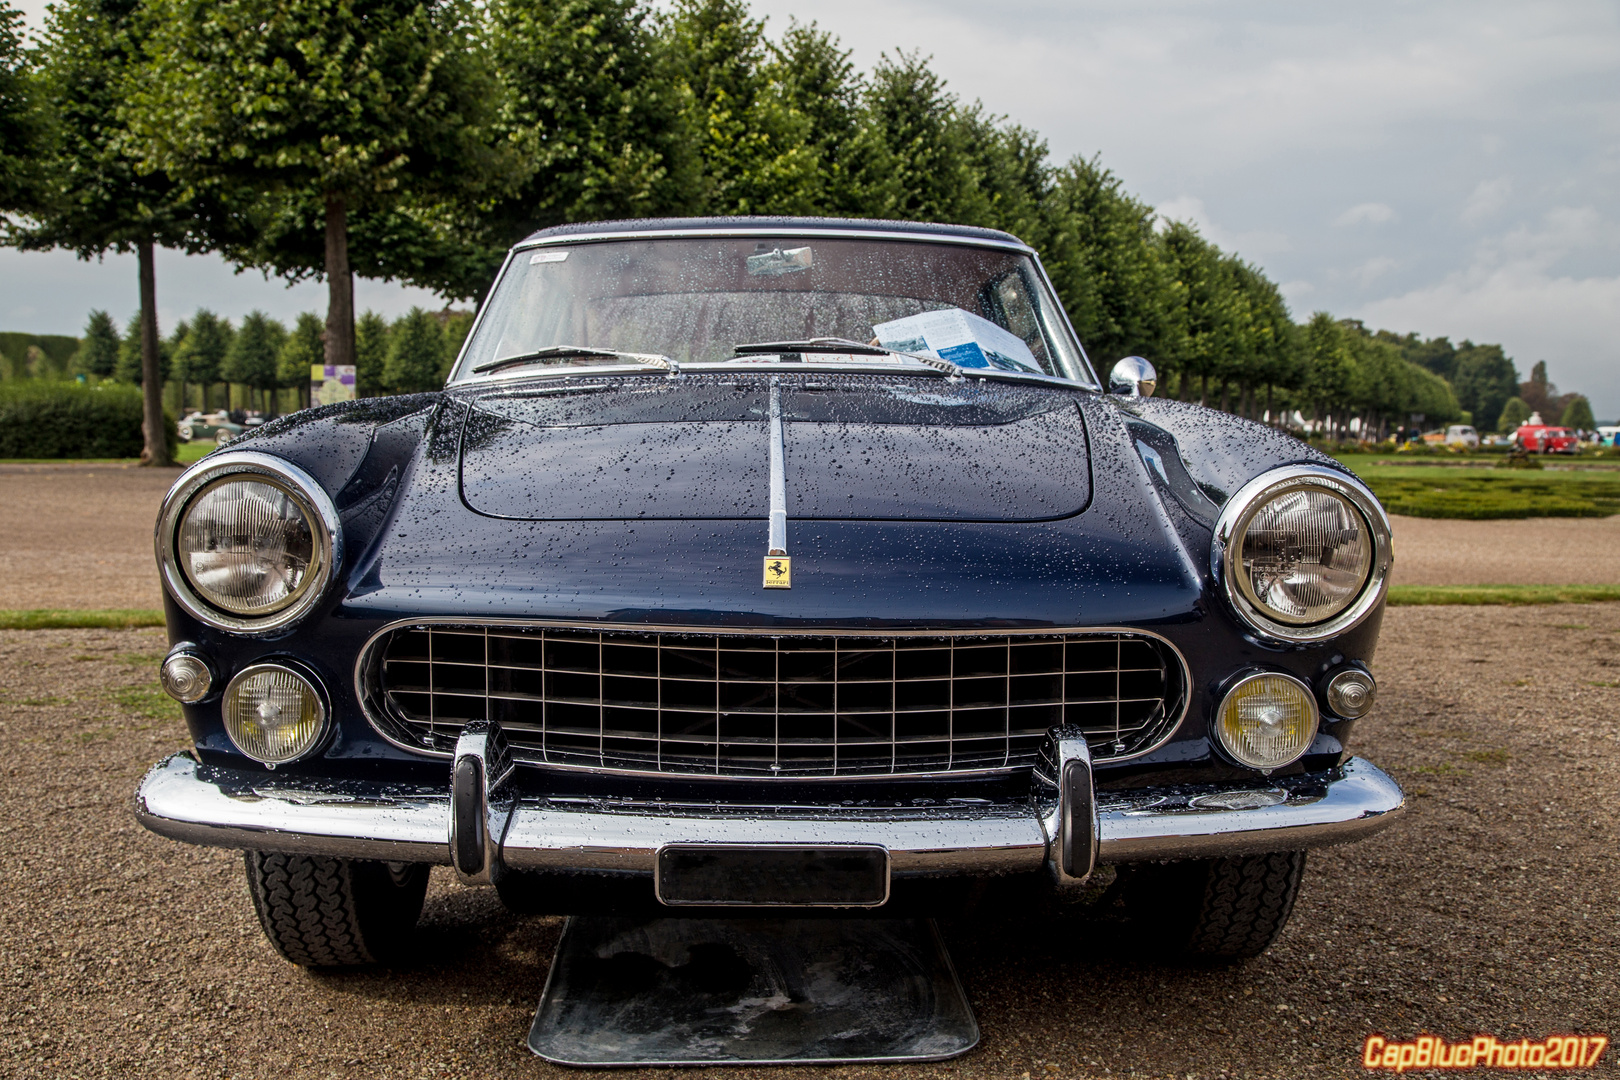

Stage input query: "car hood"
[{"left": 457, "top": 376, "right": 1091, "bottom": 523}]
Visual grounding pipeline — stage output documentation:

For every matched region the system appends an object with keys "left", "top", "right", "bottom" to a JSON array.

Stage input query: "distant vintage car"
[
  {"left": 136, "top": 217, "right": 1404, "bottom": 968},
  {"left": 1444, "top": 424, "right": 1479, "bottom": 448},
  {"left": 176, "top": 411, "right": 244, "bottom": 446},
  {"left": 1514, "top": 424, "right": 1580, "bottom": 453}
]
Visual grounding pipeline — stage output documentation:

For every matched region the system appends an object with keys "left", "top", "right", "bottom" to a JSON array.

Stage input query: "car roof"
[{"left": 515, "top": 216, "right": 1029, "bottom": 251}]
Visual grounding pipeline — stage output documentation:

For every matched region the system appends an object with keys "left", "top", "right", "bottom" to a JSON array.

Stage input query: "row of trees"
[
  {"left": 73, "top": 306, "right": 472, "bottom": 413},
  {"left": 0, "top": 0, "right": 1593, "bottom": 461}
]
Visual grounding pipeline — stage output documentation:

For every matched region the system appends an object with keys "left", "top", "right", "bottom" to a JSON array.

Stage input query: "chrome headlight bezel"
[
  {"left": 1211, "top": 465, "right": 1392, "bottom": 644},
  {"left": 155, "top": 451, "right": 341, "bottom": 635}
]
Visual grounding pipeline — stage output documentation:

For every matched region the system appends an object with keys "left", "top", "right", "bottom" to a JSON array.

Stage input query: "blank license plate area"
[{"left": 655, "top": 845, "right": 890, "bottom": 907}]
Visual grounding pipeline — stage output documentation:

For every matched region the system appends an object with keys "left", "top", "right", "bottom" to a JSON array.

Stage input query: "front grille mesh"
[{"left": 370, "top": 626, "right": 1184, "bottom": 777}]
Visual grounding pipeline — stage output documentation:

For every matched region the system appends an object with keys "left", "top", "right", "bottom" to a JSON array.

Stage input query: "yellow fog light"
[
  {"left": 221, "top": 663, "right": 327, "bottom": 766},
  {"left": 1215, "top": 672, "right": 1318, "bottom": 772}
]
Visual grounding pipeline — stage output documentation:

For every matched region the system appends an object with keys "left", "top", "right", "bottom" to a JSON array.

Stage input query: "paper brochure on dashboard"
[{"left": 872, "top": 308, "right": 1042, "bottom": 373}]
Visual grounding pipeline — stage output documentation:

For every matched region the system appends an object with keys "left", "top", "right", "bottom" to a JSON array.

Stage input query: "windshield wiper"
[
  {"left": 732, "top": 337, "right": 893, "bottom": 356},
  {"left": 473, "top": 345, "right": 678, "bottom": 375},
  {"left": 732, "top": 337, "right": 963, "bottom": 377}
]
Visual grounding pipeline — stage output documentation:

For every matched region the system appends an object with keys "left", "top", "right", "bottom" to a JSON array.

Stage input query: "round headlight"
[
  {"left": 157, "top": 453, "right": 339, "bottom": 634},
  {"left": 1215, "top": 671, "right": 1319, "bottom": 772},
  {"left": 222, "top": 663, "right": 328, "bottom": 765},
  {"left": 1214, "top": 467, "right": 1391, "bottom": 643},
  {"left": 179, "top": 476, "right": 318, "bottom": 615}
]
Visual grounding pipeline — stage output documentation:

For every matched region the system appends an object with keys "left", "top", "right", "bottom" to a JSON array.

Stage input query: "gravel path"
[
  {"left": 4, "top": 464, "right": 1619, "bottom": 611},
  {"left": 1389, "top": 514, "right": 1620, "bottom": 587},
  {"left": 0, "top": 464, "right": 178, "bottom": 610},
  {"left": 2, "top": 606, "right": 1616, "bottom": 1079}
]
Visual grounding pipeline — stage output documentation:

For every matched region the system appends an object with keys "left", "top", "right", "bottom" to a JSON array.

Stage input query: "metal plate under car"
[
  {"left": 655, "top": 843, "right": 890, "bottom": 907},
  {"left": 527, "top": 916, "right": 979, "bottom": 1066}
]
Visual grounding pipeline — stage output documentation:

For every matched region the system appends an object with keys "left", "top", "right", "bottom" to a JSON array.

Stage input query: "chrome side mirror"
[{"left": 1109, "top": 356, "right": 1157, "bottom": 398}]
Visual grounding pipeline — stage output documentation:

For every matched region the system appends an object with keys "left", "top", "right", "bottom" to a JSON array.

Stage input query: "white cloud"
[
  {"left": 1354, "top": 256, "right": 1399, "bottom": 286},
  {"left": 1358, "top": 206, "right": 1620, "bottom": 418},
  {"left": 1334, "top": 203, "right": 1397, "bottom": 227},
  {"left": 1461, "top": 177, "right": 1513, "bottom": 225},
  {"left": 1360, "top": 269, "right": 1620, "bottom": 418},
  {"left": 1155, "top": 196, "right": 1292, "bottom": 256}
]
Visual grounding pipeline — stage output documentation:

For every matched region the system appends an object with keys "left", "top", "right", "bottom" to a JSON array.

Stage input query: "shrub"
[{"left": 0, "top": 381, "right": 176, "bottom": 459}]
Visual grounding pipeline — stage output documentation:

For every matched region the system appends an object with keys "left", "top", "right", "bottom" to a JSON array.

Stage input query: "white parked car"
[{"left": 1444, "top": 424, "right": 1479, "bottom": 448}]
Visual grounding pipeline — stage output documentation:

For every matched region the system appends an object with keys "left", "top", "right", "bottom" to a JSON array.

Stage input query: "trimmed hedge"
[{"left": 0, "top": 381, "right": 176, "bottom": 459}]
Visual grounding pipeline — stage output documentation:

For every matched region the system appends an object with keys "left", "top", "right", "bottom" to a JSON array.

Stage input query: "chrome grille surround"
[{"left": 357, "top": 621, "right": 1188, "bottom": 779}]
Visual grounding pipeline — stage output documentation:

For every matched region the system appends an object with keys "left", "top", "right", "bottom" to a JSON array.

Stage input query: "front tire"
[
  {"left": 1121, "top": 851, "right": 1307, "bottom": 960},
  {"left": 244, "top": 852, "right": 429, "bottom": 967}
]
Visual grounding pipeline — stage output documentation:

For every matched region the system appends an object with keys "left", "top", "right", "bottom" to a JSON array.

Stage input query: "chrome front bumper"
[{"left": 135, "top": 751, "right": 1405, "bottom": 877}]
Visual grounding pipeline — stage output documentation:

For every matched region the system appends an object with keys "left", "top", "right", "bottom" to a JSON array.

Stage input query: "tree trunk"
[
  {"left": 324, "top": 191, "right": 356, "bottom": 372},
  {"left": 1199, "top": 374, "right": 1209, "bottom": 407},
  {"left": 136, "top": 240, "right": 172, "bottom": 467}
]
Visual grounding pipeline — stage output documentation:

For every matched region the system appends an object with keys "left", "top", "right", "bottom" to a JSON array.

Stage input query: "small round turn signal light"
[
  {"left": 1325, "top": 669, "right": 1377, "bottom": 719},
  {"left": 160, "top": 652, "right": 214, "bottom": 704}
]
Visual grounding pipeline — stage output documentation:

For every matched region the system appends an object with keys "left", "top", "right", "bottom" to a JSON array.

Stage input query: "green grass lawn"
[{"left": 1336, "top": 460, "right": 1620, "bottom": 518}]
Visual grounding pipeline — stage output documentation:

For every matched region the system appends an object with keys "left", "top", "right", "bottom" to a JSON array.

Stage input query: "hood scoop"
[{"left": 459, "top": 379, "right": 1090, "bottom": 523}]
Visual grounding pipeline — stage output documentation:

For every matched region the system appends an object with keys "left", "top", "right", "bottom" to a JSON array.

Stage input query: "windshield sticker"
[
  {"left": 872, "top": 308, "right": 1042, "bottom": 373},
  {"left": 529, "top": 250, "right": 569, "bottom": 264},
  {"left": 746, "top": 246, "right": 813, "bottom": 276}
]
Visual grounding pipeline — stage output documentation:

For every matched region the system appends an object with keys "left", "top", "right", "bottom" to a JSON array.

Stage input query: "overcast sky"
[{"left": 6, "top": 0, "right": 1618, "bottom": 418}]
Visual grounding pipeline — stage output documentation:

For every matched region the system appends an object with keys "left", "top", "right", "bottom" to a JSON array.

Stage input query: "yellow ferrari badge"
[{"left": 763, "top": 556, "right": 792, "bottom": 589}]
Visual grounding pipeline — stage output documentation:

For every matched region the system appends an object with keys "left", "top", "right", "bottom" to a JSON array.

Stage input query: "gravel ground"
[
  {"left": 0, "top": 464, "right": 178, "bottom": 610},
  {"left": 2, "top": 606, "right": 1616, "bottom": 1079},
  {"left": 4, "top": 463, "right": 1620, "bottom": 610},
  {"left": 1389, "top": 514, "right": 1620, "bottom": 587}
]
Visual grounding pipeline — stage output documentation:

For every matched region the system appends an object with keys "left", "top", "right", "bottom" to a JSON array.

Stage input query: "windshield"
[{"left": 451, "top": 235, "right": 1095, "bottom": 384}]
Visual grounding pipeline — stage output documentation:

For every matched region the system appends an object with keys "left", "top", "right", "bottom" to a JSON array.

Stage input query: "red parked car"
[{"left": 1514, "top": 424, "right": 1580, "bottom": 453}]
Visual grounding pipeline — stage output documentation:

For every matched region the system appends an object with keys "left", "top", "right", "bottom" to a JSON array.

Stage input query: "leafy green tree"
[
  {"left": 1300, "top": 313, "right": 1355, "bottom": 438},
  {"left": 1039, "top": 157, "right": 1172, "bottom": 376},
  {"left": 222, "top": 311, "right": 286, "bottom": 413},
  {"left": 488, "top": 0, "right": 683, "bottom": 237},
  {"left": 171, "top": 310, "right": 232, "bottom": 409},
  {"left": 1561, "top": 395, "right": 1595, "bottom": 431},
  {"left": 659, "top": 0, "right": 822, "bottom": 215},
  {"left": 115, "top": 312, "right": 172, "bottom": 385},
  {"left": 383, "top": 308, "right": 445, "bottom": 393},
  {"left": 771, "top": 19, "right": 866, "bottom": 214},
  {"left": 0, "top": 1, "right": 48, "bottom": 225},
  {"left": 15, "top": 0, "right": 203, "bottom": 465},
  {"left": 1452, "top": 342, "right": 1518, "bottom": 431},
  {"left": 75, "top": 310, "right": 121, "bottom": 378},
  {"left": 440, "top": 310, "right": 476, "bottom": 381},
  {"left": 354, "top": 310, "right": 391, "bottom": 398},
  {"left": 278, "top": 312, "right": 325, "bottom": 411},
  {"left": 853, "top": 50, "right": 982, "bottom": 224},
  {"left": 131, "top": 0, "right": 520, "bottom": 370},
  {"left": 1157, "top": 222, "right": 1232, "bottom": 404},
  {"left": 1497, "top": 396, "right": 1531, "bottom": 432}
]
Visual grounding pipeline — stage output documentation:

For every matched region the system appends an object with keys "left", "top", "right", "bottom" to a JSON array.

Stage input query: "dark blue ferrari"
[{"left": 137, "top": 217, "right": 1403, "bottom": 968}]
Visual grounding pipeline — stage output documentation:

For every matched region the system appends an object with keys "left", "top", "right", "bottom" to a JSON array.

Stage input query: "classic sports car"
[
  {"left": 176, "top": 410, "right": 244, "bottom": 446},
  {"left": 137, "top": 217, "right": 1403, "bottom": 968}
]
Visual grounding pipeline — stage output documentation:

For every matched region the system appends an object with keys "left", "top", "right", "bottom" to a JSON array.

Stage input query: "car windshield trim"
[
  {"left": 452, "top": 232, "right": 1101, "bottom": 389},
  {"left": 512, "top": 226, "right": 1034, "bottom": 256}
]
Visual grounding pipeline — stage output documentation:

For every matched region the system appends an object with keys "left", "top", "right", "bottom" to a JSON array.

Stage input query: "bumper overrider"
[{"left": 135, "top": 721, "right": 1405, "bottom": 895}]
